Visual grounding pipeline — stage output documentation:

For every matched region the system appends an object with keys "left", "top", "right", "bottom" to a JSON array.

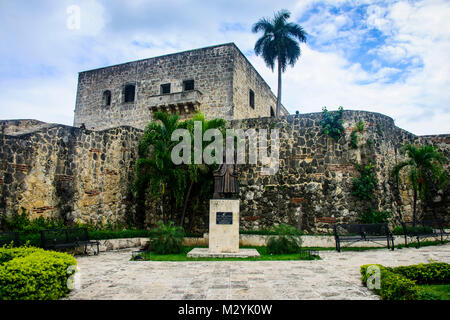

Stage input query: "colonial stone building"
[{"left": 74, "top": 43, "right": 288, "bottom": 131}]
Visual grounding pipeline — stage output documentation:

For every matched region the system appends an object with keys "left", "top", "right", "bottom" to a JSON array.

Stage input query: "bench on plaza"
[
  {"left": 333, "top": 223, "right": 394, "bottom": 252},
  {"left": 41, "top": 228, "right": 100, "bottom": 255},
  {"left": 401, "top": 220, "right": 449, "bottom": 248},
  {"left": 0, "top": 231, "right": 20, "bottom": 247}
]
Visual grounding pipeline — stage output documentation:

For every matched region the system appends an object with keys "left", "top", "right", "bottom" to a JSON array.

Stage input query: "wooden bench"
[
  {"left": 333, "top": 223, "right": 394, "bottom": 252},
  {"left": 401, "top": 220, "right": 449, "bottom": 248},
  {"left": 0, "top": 232, "right": 20, "bottom": 247},
  {"left": 41, "top": 228, "right": 100, "bottom": 255}
]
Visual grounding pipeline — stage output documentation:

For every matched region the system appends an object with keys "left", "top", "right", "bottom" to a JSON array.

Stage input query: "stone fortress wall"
[
  {"left": 74, "top": 43, "right": 288, "bottom": 131},
  {"left": 0, "top": 121, "right": 140, "bottom": 226},
  {"left": 1, "top": 111, "right": 448, "bottom": 232}
]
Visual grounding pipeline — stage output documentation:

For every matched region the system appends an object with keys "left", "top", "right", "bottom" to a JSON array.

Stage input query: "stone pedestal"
[
  {"left": 209, "top": 199, "right": 240, "bottom": 253},
  {"left": 187, "top": 199, "right": 260, "bottom": 258}
]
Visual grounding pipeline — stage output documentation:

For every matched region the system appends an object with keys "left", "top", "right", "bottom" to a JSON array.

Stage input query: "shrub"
[
  {"left": 1, "top": 208, "right": 65, "bottom": 234},
  {"left": 354, "top": 120, "right": 365, "bottom": 133},
  {"left": 392, "top": 225, "right": 434, "bottom": 235},
  {"left": 392, "top": 263, "right": 450, "bottom": 284},
  {"left": 266, "top": 224, "right": 302, "bottom": 254},
  {"left": 360, "top": 209, "right": 391, "bottom": 224},
  {"left": 361, "top": 262, "right": 450, "bottom": 300},
  {"left": 149, "top": 221, "right": 184, "bottom": 254},
  {"left": 350, "top": 131, "right": 358, "bottom": 149},
  {"left": 361, "top": 264, "right": 421, "bottom": 300},
  {"left": 0, "top": 246, "right": 77, "bottom": 300},
  {"left": 320, "top": 106, "right": 344, "bottom": 141},
  {"left": 352, "top": 162, "right": 377, "bottom": 200}
]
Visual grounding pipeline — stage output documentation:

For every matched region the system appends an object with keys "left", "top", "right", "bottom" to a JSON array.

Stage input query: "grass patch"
[
  {"left": 396, "top": 240, "right": 450, "bottom": 249},
  {"left": 240, "top": 229, "right": 303, "bottom": 236},
  {"left": 132, "top": 246, "right": 320, "bottom": 261},
  {"left": 418, "top": 284, "right": 450, "bottom": 300}
]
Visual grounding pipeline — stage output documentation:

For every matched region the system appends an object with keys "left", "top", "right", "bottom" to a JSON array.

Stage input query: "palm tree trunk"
[
  {"left": 276, "top": 58, "right": 282, "bottom": 118},
  {"left": 180, "top": 180, "right": 194, "bottom": 227},
  {"left": 413, "top": 189, "right": 417, "bottom": 226}
]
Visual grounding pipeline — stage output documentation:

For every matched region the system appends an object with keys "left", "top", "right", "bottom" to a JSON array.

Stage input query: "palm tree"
[
  {"left": 133, "top": 111, "right": 226, "bottom": 229},
  {"left": 392, "top": 144, "right": 448, "bottom": 225},
  {"left": 178, "top": 112, "right": 226, "bottom": 227},
  {"left": 132, "top": 111, "right": 188, "bottom": 225},
  {"left": 252, "top": 9, "right": 307, "bottom": 118}
]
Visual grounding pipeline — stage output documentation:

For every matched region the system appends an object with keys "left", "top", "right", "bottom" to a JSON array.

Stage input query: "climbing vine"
[
  {"left": 349, "top": 120, "right": 365, "bottom": 149},
  {"left": 352, "top": 161, "right": 377, "bottom": 201}
]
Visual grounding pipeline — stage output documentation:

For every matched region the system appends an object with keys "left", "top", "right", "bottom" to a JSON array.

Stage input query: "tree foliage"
[
  {"left": 320, "top": 106, "right": 344, "bottom": 141},
  {"left": 352, "top": 161, "right": 377, "bottom": 201},
  {"left": 252, "top": 9, "right": 307, "bottom": 118},
  {"left": 132, "top": 111, "right": 226, "bottom": 229},
  {"left": 392, "top": 144, "right": 448, "bottom": 224}
]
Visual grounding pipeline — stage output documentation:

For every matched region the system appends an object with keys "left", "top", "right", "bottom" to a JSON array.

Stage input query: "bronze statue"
[{"left": 213, "top": 160, "right": 239, "bottom": 199}]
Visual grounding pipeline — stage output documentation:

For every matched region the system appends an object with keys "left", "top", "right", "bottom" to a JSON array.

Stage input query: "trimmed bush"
[
  {"left": 149, "top": 221, "right": 184, "bottom": 254},
  {"left": 361, "top": 264, "right": 420, "bottom": 300},
  {"left": 393, "top": 263, "right": 450, "bottom": 284},
  {"left": 266, "top": 224, "right": 302, "bottom": 254},
  {"left": 0, "top": 246, "right": 77, "bottom": 300},
  {"left": 361, "top": 262, "right": 450, "bottom": 300}
]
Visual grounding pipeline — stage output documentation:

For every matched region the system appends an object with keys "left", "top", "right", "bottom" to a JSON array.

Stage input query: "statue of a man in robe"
[{"left": 213, "top": 159, "right": 239, "bottom": 199}]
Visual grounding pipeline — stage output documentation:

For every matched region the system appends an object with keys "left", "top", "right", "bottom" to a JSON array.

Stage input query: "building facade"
[{"left": 74, "top": 43, "right": 288, "bottom": 131}]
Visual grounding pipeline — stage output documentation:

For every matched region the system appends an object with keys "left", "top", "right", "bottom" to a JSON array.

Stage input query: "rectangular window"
[
  {"left": 160, "top": 83, "right": 171, "bottom": 94},
  {"left": 124, "top": 84, "right": 135, "bottom": 103},
  {"left": 249, "top": 89, "right": 255, "bottom": 109},
  {"left": 183, "top": 80, "right": 195, "bottom": 91}
]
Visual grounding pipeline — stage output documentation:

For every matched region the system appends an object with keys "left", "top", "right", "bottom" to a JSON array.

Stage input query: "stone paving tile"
[{"left": 66, "top": 244, "right": 450, "bottom": 300}]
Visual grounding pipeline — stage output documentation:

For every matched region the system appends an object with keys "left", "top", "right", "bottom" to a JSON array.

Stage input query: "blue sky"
[{"left": 0, "top": 0, "right": 449, "bottom": 135}]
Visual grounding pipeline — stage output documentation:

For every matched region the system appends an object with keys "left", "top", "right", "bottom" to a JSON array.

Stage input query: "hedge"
[
  {"left": 392, "top": 225, "right": 434, "bottom": 236},
  {"left": 393, "top": 262, "right": 450, "bottom": 284},
  {"left": 0, "top": 246, "right": 77, "bottom": 300},
  {"left": 360, "top": 262, "right": 450, "bottom": 300}
]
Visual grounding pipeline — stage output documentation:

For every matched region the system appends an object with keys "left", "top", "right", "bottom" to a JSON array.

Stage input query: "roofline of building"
[{"left": 79, "top": 42, "right": 237, "bottom": 74}]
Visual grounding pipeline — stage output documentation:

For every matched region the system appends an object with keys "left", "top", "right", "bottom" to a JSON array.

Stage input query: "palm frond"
[{"left": 251, "top": 17, "right": 273, "bottom": 34}]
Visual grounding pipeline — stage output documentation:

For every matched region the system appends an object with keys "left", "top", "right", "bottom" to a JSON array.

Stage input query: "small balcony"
[{"left": 148, "top": 90, "right": 202, "bottom": 115}]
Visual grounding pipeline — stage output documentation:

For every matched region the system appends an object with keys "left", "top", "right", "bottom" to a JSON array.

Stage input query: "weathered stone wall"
[
  {"left": 0, "top": 120, "right": 53, "bottom": 136},
  {"left": 230, "top": 111, "right": 449, "bottom": 232},
  {"left": 74, "top": 43, "right": 287, "bottom": 131},
  {"left": 1, "top": 110, "right": 448, "bottom": 233},
  {"left": 0, "top": 123, "right": 141, "bottom": 226}
]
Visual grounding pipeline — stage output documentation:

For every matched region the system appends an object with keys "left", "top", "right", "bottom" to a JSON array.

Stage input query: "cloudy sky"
[{"left": 0, "top": 0, "right": 449, "bottom": 135}]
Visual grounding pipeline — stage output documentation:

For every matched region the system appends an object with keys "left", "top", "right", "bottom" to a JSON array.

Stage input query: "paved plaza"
[{"left": 66, "top": 244, "right": 450, "bottom": 300}]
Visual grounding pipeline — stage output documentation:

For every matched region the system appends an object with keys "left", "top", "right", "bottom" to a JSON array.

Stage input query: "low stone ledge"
[{"left": 187, "top": 248, "right": 260, "bottom": 258}]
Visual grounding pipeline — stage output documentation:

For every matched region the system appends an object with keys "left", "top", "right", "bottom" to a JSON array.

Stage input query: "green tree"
[
  {"left": 132, "top": 111, "right": 187, "bottom": 226},
  {"left": 132, "top": 111, "right": 226, "bottom": 229},
  {"left": 392, "top": 144, "right": 448, "bottom": 225},
  {"left": 178, "top": 113, "right": 226, "bottom": 227},
  {"left": 252, "top": 9, "right": 307, "bottom": 118}
]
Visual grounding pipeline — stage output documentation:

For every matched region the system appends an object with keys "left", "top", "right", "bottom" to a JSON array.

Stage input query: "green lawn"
[
  {"left": 418, "top": 284, "right": 450, "bottom": 300},
  {"left": 132, "top": 246, "right": 320, "bottom": 261}
]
